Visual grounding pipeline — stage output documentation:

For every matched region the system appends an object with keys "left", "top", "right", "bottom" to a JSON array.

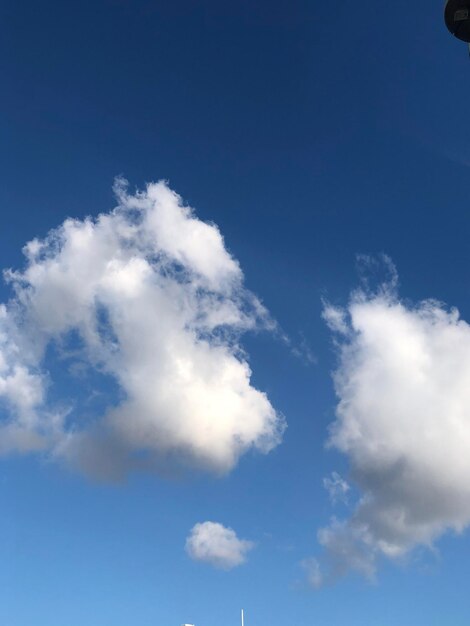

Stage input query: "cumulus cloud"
[
  {"left": 316, "top": 274, "right": 470, "bottom": 583},
  {"left": 0, "top": 178, "right": 284, "bottom": 479},
  {"left": 185, "top": 521, "right": 254, "bottom": 569}
]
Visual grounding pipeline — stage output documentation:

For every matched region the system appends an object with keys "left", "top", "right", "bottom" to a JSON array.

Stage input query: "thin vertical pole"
[{"left": 241, "top": 609, "right": 244, "bottom": 626}]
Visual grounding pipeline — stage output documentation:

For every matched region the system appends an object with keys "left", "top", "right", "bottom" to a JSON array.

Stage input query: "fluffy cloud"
[
  {"left": 185, "top": 521, "right": 254, "bottom": 569},
  {"left": 316, "top": 278, "right": 470, "bottom": 583},
  {"left": 0, "top": 178, "right": 284, "bottom": 479}
]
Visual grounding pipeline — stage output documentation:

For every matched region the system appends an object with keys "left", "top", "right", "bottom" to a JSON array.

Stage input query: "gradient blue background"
[{"left": 2, "top": 0, "right": 470, "bottom": 624}]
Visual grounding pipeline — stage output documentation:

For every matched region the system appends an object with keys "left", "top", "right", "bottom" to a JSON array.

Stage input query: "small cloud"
[
  {"left": 185, "top": 521, "right": 254, "bottom": 570},
  {"left": 323, "top": 471, "right": 350, "bottom": 505},
  {"left": 301, "top": 557, "right": 323, "bottom": 589},
  {"left": 290, "top": 333, "right": 317, "bottom": 365},
  {"left": 322, "top": 304, "right": 349, "bottom": 335}
]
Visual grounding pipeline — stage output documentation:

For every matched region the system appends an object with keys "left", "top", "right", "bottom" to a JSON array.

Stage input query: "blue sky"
[{"left": 3, "top": 0, "right": 470, "bottom": 624}]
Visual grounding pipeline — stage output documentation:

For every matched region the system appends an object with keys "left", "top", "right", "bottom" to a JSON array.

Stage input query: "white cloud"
[
  {"left": 185, "top": 521, "right": 254, "bottom": 569},
  {"left": 316, "top": 278, "right": 470, "bottom": 583},
  {"left": 0, "top": 178, "right": 284, "bottom": 479},
  {"left": 301, "top": 557, "right": 323, "bottom": 589},
  {"left": 322, "top": 305, "right": 349, "bottom": 335},
  {"left": 323, "top": 471, "right": 350, "bottom": 505}
]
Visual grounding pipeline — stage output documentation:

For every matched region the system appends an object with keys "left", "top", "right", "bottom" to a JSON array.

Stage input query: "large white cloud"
[
  {"left": 0, "top": 178, "right": 284, "bottom": 479},
  {"left": 315, "top": 278, "right": 470, "bottom": 583},
  {"left": 185, "top": 521, "right": 254, "bottom": 569}
]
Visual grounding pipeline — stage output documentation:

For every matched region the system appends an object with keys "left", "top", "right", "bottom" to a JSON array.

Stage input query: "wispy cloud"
[
  {"left": 323, "top": 471, "right": 350, "bottom": 505},
  {"left": 0, "top": 178, "right": 284, "bottom": 479},
  {"left": 186, "top": 521, "right": 254, "bottom": 570}
]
